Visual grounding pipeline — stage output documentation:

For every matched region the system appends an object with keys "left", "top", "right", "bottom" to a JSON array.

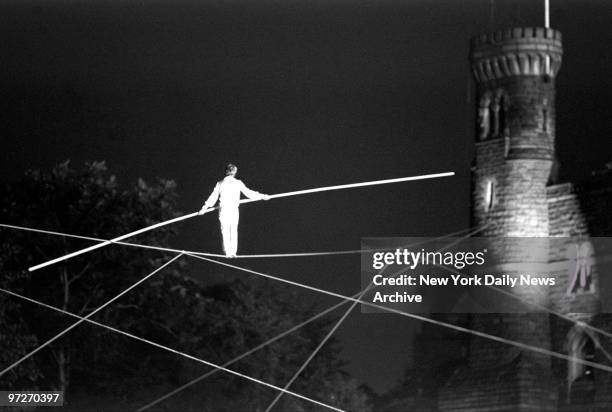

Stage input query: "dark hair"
[{"left": 225, "top": 163, "right": 238, "bottom": 175}]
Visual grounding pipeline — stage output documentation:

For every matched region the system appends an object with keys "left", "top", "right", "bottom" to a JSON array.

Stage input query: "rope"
[
  {"left": 0, "top": 287, "right": 344, "bottom": 412},
  {"left": 1, "top": 224, "right": 473, "bottom": 411},
  {"left": 188, "top": 254, "right": 612, "bottom": 375},
  {"left": 5, "top": 221, "right": 612, "bottom": 406},
  {"left": 11, "top": 223, "right": 473, "bottom": 411},
  {"left": 0, "top": 254, "right": 184, "bottom": 378},
  {"left": 27, "top": 171, "right": 454, "bottom": 272},
  {"left": 6, "top": 222, "right": 612, "bottom": 347}
]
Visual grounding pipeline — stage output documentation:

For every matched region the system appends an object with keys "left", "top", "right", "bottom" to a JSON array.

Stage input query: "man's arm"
[
  {"left": 199, "top": 182, "right": 221, "bottom": 214},
  {"left": 240, "top": 181, "right": 270, "bottom": 201}
]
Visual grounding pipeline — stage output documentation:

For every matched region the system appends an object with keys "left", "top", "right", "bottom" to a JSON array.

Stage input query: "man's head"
[{"left": 225, "top": 163, "right": 238, "bottom": 176}]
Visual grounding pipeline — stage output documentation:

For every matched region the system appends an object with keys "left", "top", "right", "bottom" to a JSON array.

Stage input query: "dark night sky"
[{"left": 2, "top": 0, "right": 612, "bottom": 394}]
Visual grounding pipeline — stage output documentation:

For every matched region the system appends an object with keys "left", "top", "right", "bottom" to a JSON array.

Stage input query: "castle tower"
[
  {"left": 470, "top": 27, "right": 562, "bottom": 237},
  {"left": 439, "top": 28, "right": 563, "bottom": 411}
]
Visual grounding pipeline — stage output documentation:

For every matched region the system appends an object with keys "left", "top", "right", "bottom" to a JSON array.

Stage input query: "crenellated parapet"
[{"left": 470, "top": 27, "right": 563, "bottom": 82}]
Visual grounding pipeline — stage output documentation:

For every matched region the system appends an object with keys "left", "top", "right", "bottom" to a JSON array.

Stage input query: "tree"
[
  {"left": 0, "top": 161, "right": 372, "bottom": 411},
  {"left": 0, "top": 160, "right": 181, "bottom": 396}
]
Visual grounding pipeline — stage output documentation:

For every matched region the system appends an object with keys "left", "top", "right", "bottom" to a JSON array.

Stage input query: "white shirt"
[{"left": 203, "top": 175, "right": 265, "bottom": 212}]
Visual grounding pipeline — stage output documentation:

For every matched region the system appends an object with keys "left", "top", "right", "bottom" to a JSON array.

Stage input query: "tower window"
[
  {"left": 478, "top": 95, "right": 491, "bottom": 140},
  {"left": 491, "top": 100, "right": 500, "bottom": 137},
  {"left": 566, "top": 241, "right": 594, "bottom": 295},
  {"left": 484, "top": 180, "right": 496, "bottom": 212},
  {"left": 542, "top": 98, "right": 549, "bottom": 133},
  {"left": 478, "top": 91, "right": 508, "bottom": 139}
]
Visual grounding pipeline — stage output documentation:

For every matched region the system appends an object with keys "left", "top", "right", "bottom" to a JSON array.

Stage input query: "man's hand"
[
  {"left": 262, "top": 194, "right": 271, "bottom": 201},
  {"left": 198, "top": 206, "right": 209, "bottom": 215}
]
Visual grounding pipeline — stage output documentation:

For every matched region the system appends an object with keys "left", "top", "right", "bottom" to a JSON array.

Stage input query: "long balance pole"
[{"left": 28, "top": 171, "right": 454, "bottom": 272}]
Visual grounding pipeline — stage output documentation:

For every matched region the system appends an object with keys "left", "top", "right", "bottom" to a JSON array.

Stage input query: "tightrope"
[
  {"left": 6, "top": 222, "right": 612, "bottom": 347},
  {"left": 0, "top": 223, "right": 405, "bottom": 259},
  {"left": 6, "top": 222, "right": 612, "bottom": 344}
]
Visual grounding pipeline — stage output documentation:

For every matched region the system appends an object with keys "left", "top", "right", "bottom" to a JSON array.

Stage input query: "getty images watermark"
[{"left": 360, "top": 237, "right": 606, "bottom": 314}]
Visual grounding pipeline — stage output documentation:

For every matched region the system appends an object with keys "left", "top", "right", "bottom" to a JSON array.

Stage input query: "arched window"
[
  {"left": 478, "top": 95, "right": 491, "bottom": 140},
  {"left": 491, "top": 99, "right": 500, "bottom": 137},
  {"left": 484, "top": 180, "right": 496, "bottom": 212},
  {"left": 566, "top": 241, "right": 594, "bottom": 296},
  {"left": 479, "top": 91, "right": 508, "bottom": 139}
]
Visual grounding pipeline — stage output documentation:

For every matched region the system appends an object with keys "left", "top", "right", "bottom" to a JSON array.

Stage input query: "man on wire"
[{"left": 199, "top": 163, "right": 270, "bottom": 257}]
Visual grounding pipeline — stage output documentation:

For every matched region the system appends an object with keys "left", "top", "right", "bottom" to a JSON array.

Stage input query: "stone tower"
[
  {"left": 439, "top": 28, "right": 564, "bottom": 411},
  {"left": 470, "top": 27, "right": 562, "bottom": 238}
]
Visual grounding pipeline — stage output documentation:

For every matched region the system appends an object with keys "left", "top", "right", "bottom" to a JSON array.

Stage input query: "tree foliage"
[{"left": 0, "top": 162, "right": 371, "bottom": 411}]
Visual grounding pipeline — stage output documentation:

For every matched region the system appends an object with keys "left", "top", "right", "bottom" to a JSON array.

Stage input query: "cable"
[
  {"left": 0, "top": 287, "right": 344, "bottom": 412},
  {"left": 10, "top": 222, "right": 612, "bottom": 354},
  {"left": 2, "top": 225, "right": 475, "bottom": 410},
  {"left": 27, "top": 171, "right": 454, "bottom": 272},
  {"left": 6, "top": 221, "right": 612, "bottom": 405}
]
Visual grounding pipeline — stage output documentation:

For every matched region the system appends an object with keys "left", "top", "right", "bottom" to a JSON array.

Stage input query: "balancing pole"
[{"left": 28, "top": 171, "right": 454, "bottom": 272}]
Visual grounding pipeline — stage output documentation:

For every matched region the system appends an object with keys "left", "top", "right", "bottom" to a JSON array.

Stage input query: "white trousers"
[{"left": 219, "top": 210, "right": 239, "bottom": 256}]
